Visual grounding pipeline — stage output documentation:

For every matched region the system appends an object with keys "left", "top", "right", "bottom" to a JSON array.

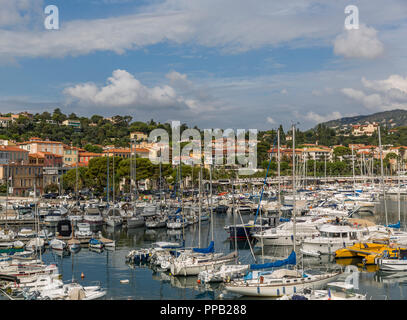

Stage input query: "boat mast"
[
  {"left": 180, "top": 163, "right": 185, "bottom": 244},
  {"left": 398, "top": 159, "right": 401, "bottom": 225},
  {"left": 134, "top": 143, "right": 137, "bottom": 211},
  {"left": 209, "top": 163, "right": 214, "bottom": 242},
  {"left": 113, "top": 154, "right": 115, "bottom": 205},
  {"left": 158, "top": 147, "right": 162, "bottom": 215},
  {"left": 277, "top": 128, "right": 281, "bottom": 217},
  {"left": 292, "top": 124, "right": 297, "bottom": 256},
  {"left": 352, "top": 145, "right": 355, "bottom": 196},
  {"left": 378, "top": 126, "right": 388, "bottom": 226},
  {"left": 232, "top": 178, "right": 237, "bottom": 255},
  {"left": 198, "top": 163, "right": 202, "bottom": 248},
  {"left": 107, "top": 156, "right": 109, "bottom": 205}
]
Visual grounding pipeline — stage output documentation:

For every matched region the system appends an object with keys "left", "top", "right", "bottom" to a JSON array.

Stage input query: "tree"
[
  {"left": 333, "top": 146, "right": 351, "bottom": 161},
  {"left": 52, "top": 108, "right": 67, "bottom": 123}
]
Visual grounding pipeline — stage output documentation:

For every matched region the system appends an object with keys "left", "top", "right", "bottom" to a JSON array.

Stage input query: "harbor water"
[{"left": 12, "top": 196, "right": 407, "bottom": 300}]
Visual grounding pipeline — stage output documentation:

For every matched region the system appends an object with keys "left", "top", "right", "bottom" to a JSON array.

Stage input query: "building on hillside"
[
  {"left": 0, "top": 146, "right": 29, "bottom": 164},
  {"left": 130, "top": 132, "right": 148, "bottom": 143},
  {"left": 29, "top": 152, "right": 64, "bottom": 190},
  {"left": 62, "top": 119, "right": 81, "bottom": 128},
  {"left": 18, "top": 137, "right": 64, "bottom": 156},
  {"left": 0, "top": 116, "right": 12, "bottom": 128},
  {"left": 103, "top": 148, "right": 131, "bottom": 158},
  {"left": 11, "top": 112, "right": 33, "bottom": 121},
  {"left": 78, "top": 151, "right": 103, "bottom": 165},
  {"left": 62, "top": 145, "right": 82, "bottom": 166},
  {"left": 301, "top": 147, "right": 333, "bottom": 161},
  {"left": 351, "top": 123, "right": 378, "bottom": 136},
  {"left": 0, "top": 163, "right": 44, "bottom": 196},
  {"left": 0, "top": 147, "right": 43, "bottom": 196}
]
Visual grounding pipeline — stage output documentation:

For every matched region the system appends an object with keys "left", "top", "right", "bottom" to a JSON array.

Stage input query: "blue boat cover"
[
  {"left": 387, "top": 220, "right": 401, "bottom": 229},
  {"left": 279, "top": 218, "right": 290, "bottom": 222},
  {"left": 249, "top": 250, "right": 296, "bottom": 270},
  {"left": 89, "top": 238, "right": 102, "bottom": 245},
  {"left": 175, "top": 208, "right": 182, "bottom": 214},
  {"left": 193, "top": 241, "right": 214, "bottom": 254}
]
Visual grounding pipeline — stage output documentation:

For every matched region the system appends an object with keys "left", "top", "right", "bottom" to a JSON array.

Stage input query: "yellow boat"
[
  {"left": 335, "top": 242, "right": 407, "bottom": 265},
  {"left": 335, "top": 243, "right": 387, "bottom": 259}
]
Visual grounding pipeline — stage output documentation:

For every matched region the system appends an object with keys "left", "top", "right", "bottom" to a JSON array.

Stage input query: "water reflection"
[{"left": 25, "top": 197, "right": 407, "bottom": 300}]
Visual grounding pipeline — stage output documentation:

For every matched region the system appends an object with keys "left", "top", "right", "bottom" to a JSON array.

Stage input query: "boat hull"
[{"left": 225, "top": 272, "right": 341, "bottom": 297}]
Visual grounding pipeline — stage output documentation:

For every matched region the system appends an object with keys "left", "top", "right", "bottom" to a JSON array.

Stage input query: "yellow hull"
[{"left": 335, "top": 243, "right": 407, "bottom": 265}]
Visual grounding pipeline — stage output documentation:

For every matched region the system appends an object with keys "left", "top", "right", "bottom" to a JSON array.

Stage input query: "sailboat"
[
  {"left": 224, "top": 124, "right": 342, "bottom": 297},
  {"left": 67, "top": 222, "right": 81, "bottom": 253},
  {"left": 170, "top": 164, "right": 237, "bottom": 276}
]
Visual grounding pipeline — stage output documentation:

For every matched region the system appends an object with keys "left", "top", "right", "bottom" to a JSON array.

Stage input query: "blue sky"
[{"left": 1, "top": 0, "right": 407, "bottom": 131}]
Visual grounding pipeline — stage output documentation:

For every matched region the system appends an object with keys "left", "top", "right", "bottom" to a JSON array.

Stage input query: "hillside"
[{"left": 320, "top": 109, "right": 407, "bottom": 129}]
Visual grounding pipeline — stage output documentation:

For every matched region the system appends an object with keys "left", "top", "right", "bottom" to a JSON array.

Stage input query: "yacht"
[{"left": 83, "top": 208, "right": 104, "bottom": 226}]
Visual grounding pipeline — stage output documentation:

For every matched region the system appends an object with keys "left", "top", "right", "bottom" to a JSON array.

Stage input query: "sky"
[{"left": 1, "top": 0, "right": 407, "bottom": 131}]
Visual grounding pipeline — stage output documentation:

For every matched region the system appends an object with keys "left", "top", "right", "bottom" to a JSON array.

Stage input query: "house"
[
  {"left": 62, "top": 119, "right": 81, "bottom": 128},
  {"left": 62, "top": 145, "right": 83, "bottom": 166},
  {"left": 78, "top": 151, "right": 103, "bottom": 165},
  {"left": 0, "top": 163, "right": 44, "bottom": 196},
  {"left": 301, "top": 147, "right": 333, "bottom": 161},
  {"left": 103, "top": 148, "right": 131, "bottom": 158},
  {"left": 0, "top": 116, "right": 12, "bottom": 128},
  {"left": 18, "top": 137, "right": 64, "bottom": 156},
  {"left": 351, "top": 123, "right": 378, "bottom": 136},
  {"left": 0, "top": 146, "right": 29, "bottom": 164},
  {"left": 130, "top": 132, "right": 148, "bottom": 143}
]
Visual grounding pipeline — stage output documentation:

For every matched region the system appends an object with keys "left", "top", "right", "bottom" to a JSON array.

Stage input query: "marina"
[{"left": 0, "top": 187, "right": 407, "bottom": 300}]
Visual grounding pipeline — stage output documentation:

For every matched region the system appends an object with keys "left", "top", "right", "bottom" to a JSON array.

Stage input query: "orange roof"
[
  {"left": 18, "top": 140, "right": 63, "bottom": 145},
  {"left": 303, "top": 148, "right": 331, "bottom": 152},
  {"left": 103, "top": 148, "right": 131, "bottom": 153},
  {"left": 79, "top": 152, "right": 103, "bottom": 157},
  {"left": 135, "top": 148, "right": 150, "bottom": 153},
  {"left": 29, "top": 153, "right": 45, "bottom": 158},
  {"left": 0, "top": 146, "right": 28, "bottom": 152}
]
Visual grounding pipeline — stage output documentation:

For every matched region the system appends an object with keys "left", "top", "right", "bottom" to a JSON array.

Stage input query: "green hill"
[{"left": 320, "top": 109, "right": 407, "bottom": 129}]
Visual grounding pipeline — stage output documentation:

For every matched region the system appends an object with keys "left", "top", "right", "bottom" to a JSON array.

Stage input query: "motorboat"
[
  {"left": 278, "top": 281, "right": 366, "bottom": 300},
  {"left": 76, "top": 223, "right": 93, "bottom": 238},
  {"left": 44, "top": 209, "right": 66, "bottom": 227},
  {"left": 126, "top": 214, "right": 145, "bottom": 228},
  {"left": 67, "top": 238, "right": 81, "bottom": 253},
  {"left": 145, "top": 215, "right": 168, "bottom": 229},
  {"left": 105, "top": 208, "right": 123, "bottom": 227},
  {"left": 17, "top": 228, "right": 37, "bottom": 238},
  {"left": 49, "top": 239, "right": 67, "bottom": 251},
  {"left": 83, "top": 208, "right": 104, "bottom": 226},
  {"left": 89, "top": 238, "right": 104, "bottom": 249}
]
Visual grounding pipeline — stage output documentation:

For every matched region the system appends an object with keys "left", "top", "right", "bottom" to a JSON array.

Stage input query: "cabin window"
[{"left": 341, "top": 233, "right": 348, "bottom": 238}]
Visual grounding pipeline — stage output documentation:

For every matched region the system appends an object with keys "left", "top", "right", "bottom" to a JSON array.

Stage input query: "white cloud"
[
  {"left": 63, "top": 69, "right": 225, "bottom": 113},
  {"left": 266, "top": 117, "right": 276, "bottom": 124},
  {"left": 342, "top": 75, "right": 407, "bottom": 111},
  {"left": 333, "top": 24, "right": 384, "bottom": 59},
  {"left": 280, "top": 89, "right": 288, "bottom": 94},
  {"left": 303, "top": 111, "right": 342, "bottom": 124},
  {"left": 341, "top": 88, "right": 383, "bottom": 110},
  {"left": 64, "top": 69, "right": 190, "bottom": 110},
  {"left": 0, "top": 0, "right": 404, "bottom": 59}
]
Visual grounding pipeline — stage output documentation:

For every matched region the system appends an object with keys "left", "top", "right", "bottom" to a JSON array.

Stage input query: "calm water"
[{"left": 22, "top": 197, "right": 407, "bottom": 300}]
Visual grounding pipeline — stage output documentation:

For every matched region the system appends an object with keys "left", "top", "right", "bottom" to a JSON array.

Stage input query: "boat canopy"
[
  {"left": 386, "top": 221, "right": 401, "bottom": 229},
  {"left": 193, "top": 241, "right": 214, "bottom": 254},
  {"left": 249, "top": 250, "right": 296, "bottom": 270}
]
